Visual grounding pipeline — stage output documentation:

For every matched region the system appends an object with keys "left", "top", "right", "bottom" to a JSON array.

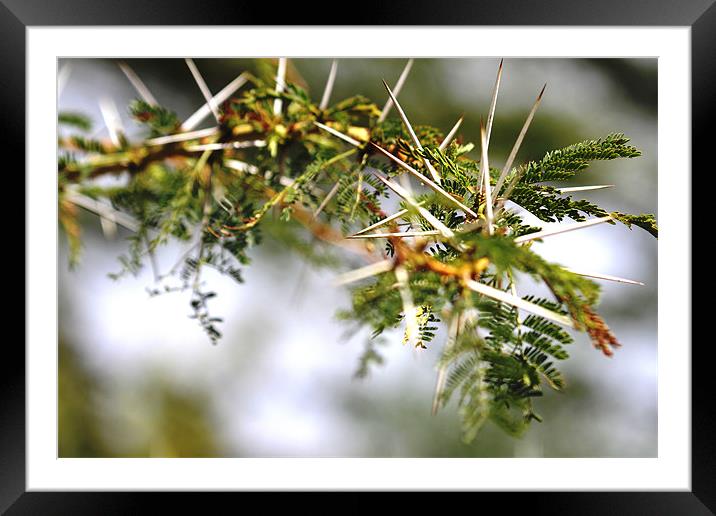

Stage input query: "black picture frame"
[{"left": 6, "top": 0, "right": 708, "bottom": 512}]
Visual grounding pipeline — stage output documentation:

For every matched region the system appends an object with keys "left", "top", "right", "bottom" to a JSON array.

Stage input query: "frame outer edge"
[
  {"left": 0, "top": 0, "right": 27, "bottom": 513},
  {"left": 691, "top": 0, "right": 716, "bottom": 513}
]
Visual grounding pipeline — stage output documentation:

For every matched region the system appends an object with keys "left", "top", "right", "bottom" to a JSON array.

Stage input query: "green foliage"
[
  {"left": 437, "top": 296, "right": 572, "bottom": 441},
  {"left": 612, "top": 212, "right": 658, "bottom": 237},
  {"left": 502, "top": 134, "right": 646, "bottom": 228},
  {"left": 510, "top": 183, "right": 609, "bottom": 223},
  {"left": 57, "top": 59, "right": 657, "bottom": 443},
  {"left": 65, "top": 135, "right": 107, "bottom": 154},
  {"left": 129, "top": 99, "right": 180, "bottom": 136},
  {"left": 519, "top": 133, "right": 641, "bottom": 184},
  {"left": 59, "top": 111, "right": 92, "bottom": 131}
]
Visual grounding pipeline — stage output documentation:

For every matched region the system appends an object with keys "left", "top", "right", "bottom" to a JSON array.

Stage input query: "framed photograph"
[{"left": 9, "top": 0, "right": 708, "bottom": 511}]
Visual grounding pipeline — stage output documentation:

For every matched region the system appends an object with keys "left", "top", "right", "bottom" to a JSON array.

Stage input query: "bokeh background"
[{"left": 58, "top": 58, "right": 657, "bottom": 457}]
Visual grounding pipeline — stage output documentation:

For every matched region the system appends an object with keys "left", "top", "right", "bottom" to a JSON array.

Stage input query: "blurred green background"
[{"left": 58, "top": 57, "right": 657, "bottom": 457}]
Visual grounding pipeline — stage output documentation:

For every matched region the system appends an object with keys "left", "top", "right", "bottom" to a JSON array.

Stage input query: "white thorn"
[
  {"left": 96, "top": 198, "right": 118, "bottom": 240},
  {"left": 313, "top": 180, "right": 341, "bottom": 219},
  {"left": 347, "top": 230, "right": 441, "bottom": 239},
  {"left": 381, "top": 79, "right": 441, "bottom": 183},
  {"left": 185, "top": 58, "right": 220, "bottom": 123},
  {"left": 98, "top": 97, "right": 123, "bottom": 147},
  {"left": 224, "top": 159, "right": 260, "bottom": 175},
  {"left": 374, "top": 174, "right": 455, "bottom": 239},
  {"left": 278, "top": 176, "right": 297, "bottom": 188},
  {"left": 185, "top": 140, "right": 266, "bottom": 152},
  {"left": 57, "top": 62, "right": 72, "bottom": 99},
  {"left": 314, "top": 121, "right": 362, "bottom": 147},
  {"left": 465, "top": 279, "right": 575, "bottom": 328},
  {"left": 395, "top": 265, "right": 420, "bottom": 347},
  {"left": 485, "top": 59, "right": 503, "bottom": 151},
  {"left": 333, "top": 259, "right": 393, "bottom": 286},
  {"left": 514, "top": 216, "right": 612, "bottom": 244},
  {"left": 378, "top": 59, "right": 414, "bottom": 123},
  {"left": 480, "top": 122, "right": 495, "bottom": 235},
  {"left": 182, "top": 72, "right": 248, "bottom": 131},
  {"left": 65, "top": 192, "right": 141, "bottom": 233},
  {"left": 557, "top": 185, "right": 615, "bottom": 193},
  {"left": 493, "top": 84, "right": 546, "bottom": 200},
  {"left": 273, "top": 57, "right": 287, "bottom": 116},
  {"left": 118, "top": 61, "right": 158, "bottom": 105},
  {"left": 432, "top": 314, "right": 460, "bottom": 415},
  {"left": 370, "top": 143, "right": 477, "bottom": 219},
  {"left": 319, "top": 60, "right": 338, "bottom": 110},
  {"left": 564, "top": 268, "right": 644, "bottom": 286},
  {"left": 439, "top": 115, "right": 465, "bottom": 151},
  {"left": 145, "top": 126, "right": 219, "bottom": 146},
  {"left": 353, "top": 207, "right": 419, "bottom": 236}
]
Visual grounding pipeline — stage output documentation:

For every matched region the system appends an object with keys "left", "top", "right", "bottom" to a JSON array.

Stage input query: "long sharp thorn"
[
  {"left": 493, "top": 84, "right": 546, "bottom": 200},
  {"left": 185, "top": 58, "right": 220, "bottom": 123},
  {"left": 333, "top": 259, "right": 393, "bottom": 286},
  {"left": 382, "top": 79, "right": 421, "bottom": 145},
  {"left": 374, "top": 174, "right": 455, "bottom": 239},
  {"left": 185, "top": 140, "right": 266, "bottom": 151},
  {"left": 98, "top": 97, "right": 123, "bottom": 147},
  {"left": 557, "top": 185, "right": 614, "bottom": 193},
  {"left": 145, "top": 126, "right": 219, "bottom": 146},
  {"left": 58, "top": 62, "right": 72, "bottom": 99},
  {"left": 564, "top": 268, "right": 644, "bottom": 286},
  {"left": 370, "top": 142, "right": 477, "bottom": 219},
  {"left": 465, "top": 279, "right": 575, "bottom": 328},
  {"left": 432, "top": 315, "right": 460, "bottom": 415},
  {"left": 381, "top": 78, "right": 441, "bottom": 183},
  {"left": 395, "top": 266, "right": 420, "bottom": 348},
  {"left": 378, "top": 59, "right": 414, "bottom": 123},
  {"left": 347, "top": 230, "right": 441, "bottom": 239},
  {"left": 182, "top": 72, "right": 248, "bottom": 131},
  {"left": 97, "top": 198, "right": 118, "bottom": 239},
  {"left": 319, "top": 60, "right": 338, "bottom": 110},
  {"left": 480, "top": 120, "right": 495, "bottom": 235},
  {"left": 485, "top": 58, "right": 503, "bottom": 150},
  {"left": 314, "top": 121, "right": 362, "bottom": 147},
  {"left": 118, "top": 61, "right": 157, "bottom": 105},
  {"left": 513, "top": 216, "right": 612, "bottom": 244},
  {"left": 439, "top": 114, "right": 465, "bottom": 151},
  {"left": 224, "top": 159, "right": 260, "bottom": 175},
  {"left": 144, "top": 235, "right": 160, "bottom": 283},
  {"left": 273, "top": 57, "right": 287, "bottom": 116},
  {"left": 313, "top": 180, "right": 341, "bottom": 219},
  {"left": 66, "top": 192, "right": 141, "bottom": 233},
  {"left": 352, "top": 207, "right": 416, "bottom": 236}
]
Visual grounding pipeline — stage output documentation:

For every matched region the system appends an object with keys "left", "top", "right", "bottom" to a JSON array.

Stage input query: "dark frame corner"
[{"left": 7, "top": 0, "right": 710, "bottom": 513}]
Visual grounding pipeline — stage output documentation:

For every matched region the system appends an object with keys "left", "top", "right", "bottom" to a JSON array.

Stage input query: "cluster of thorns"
[{"left": 60, "top": 58, "right": 643, "bottom": 360}]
